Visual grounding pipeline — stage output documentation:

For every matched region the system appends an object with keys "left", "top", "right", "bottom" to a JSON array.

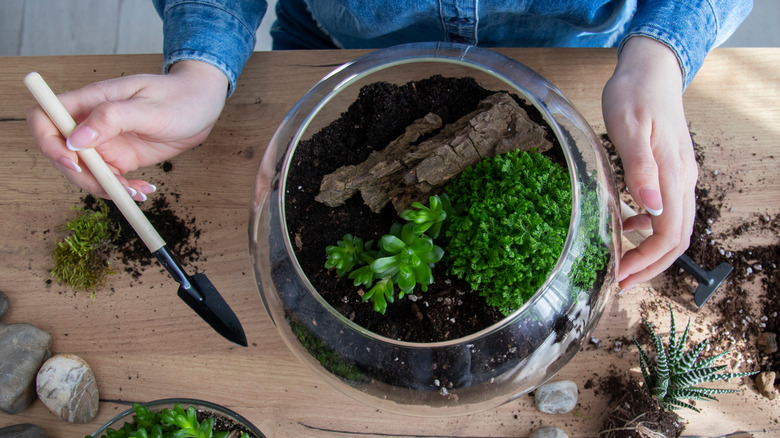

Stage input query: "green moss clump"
[
  {"left": 444, "top": 149, "right": 572, "bottom": 316},
  {"left": 289, "top": 319, "right": 365, "bottom": 382},
  {"left": 52, "top": 199, "right": 120, "bottom": 290},
  {"left": 570, "top": 177, "right": 610, "bottom": 293}
]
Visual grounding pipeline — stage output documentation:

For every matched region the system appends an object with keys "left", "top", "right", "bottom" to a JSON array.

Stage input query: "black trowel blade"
[{"left": 178, "top": 273, "right": 248, "bottom": 347}]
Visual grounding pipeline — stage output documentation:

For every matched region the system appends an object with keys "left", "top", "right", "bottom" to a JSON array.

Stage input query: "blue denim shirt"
[{"left": 152, "top": 0, "right": 751, "bottom": 96}]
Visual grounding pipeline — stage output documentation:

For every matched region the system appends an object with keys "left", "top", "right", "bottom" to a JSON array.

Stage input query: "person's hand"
[
  {"left": 602, "top": 36, "right": 698, "bottom": 290},
  {"left": 26, "top": 60, "right": 229, "bottom": 201}
]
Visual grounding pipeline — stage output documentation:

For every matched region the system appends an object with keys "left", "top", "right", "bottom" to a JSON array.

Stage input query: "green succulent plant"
[
  {"left": 325, "top": 196, "right": 446, "bottom": 314},
  {"left": 634, "top": 306, "right": 758, "bottom": 412},
  {"left": 93, "top": 402, "right": 252, "bottom": 438},
  {"left": 370, "top": 222, "right": 443, "bottom": 292},
  {"left": 355, "top": 222, "right": 445, "bottom": 314},
  {"left": 324, "top": 234, "right": 368, "bottom": 277},
  {"left": 399, "top": 193, "right": 452, "bottom": 239}
]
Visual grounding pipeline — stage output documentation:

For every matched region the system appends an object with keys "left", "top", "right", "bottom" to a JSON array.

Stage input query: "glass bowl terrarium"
[
  {"left": 90, "top": 398, "right": 264, "bottom": 437},
  {"left": 250, "top": 42, "right": 620, "bottom": 416}
]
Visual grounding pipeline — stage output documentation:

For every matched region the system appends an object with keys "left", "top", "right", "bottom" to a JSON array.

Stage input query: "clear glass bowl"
[
  {"left": 250, "top": 42, "right": 620, "bottom": 416},
  {"left": 90, "top": 398, "right": 265, "bottom": 437}
]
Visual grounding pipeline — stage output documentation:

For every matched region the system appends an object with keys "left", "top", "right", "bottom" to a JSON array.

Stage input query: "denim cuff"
[
  {"left": 623, "top": 2, "right": 720, "bottom": 90},
  {"left": 621, "top": 0, "right": 751, "bottom": 91},
  {"left": 158, "top": 0, "right": 265, "bottom": 97}
]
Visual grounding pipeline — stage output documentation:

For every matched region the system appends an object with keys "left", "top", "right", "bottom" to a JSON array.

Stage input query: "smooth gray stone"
[
  {"left": 36, "top": 354, "right": 99, "bottom": 423},
  {"left": 0, "top": 291, "right": 8, "bottom": 319},
  {"left": 534, "top": 380, "right": 578, "bottom": 414},
  {"left": 530, "top": 426, "right": 569, "bottom": 438},
  {"left": 0, "top": 423, "right": 48, "bottom": 438},
  {"left": 0, "top": 324, "right": 52, "bottom": 414}
]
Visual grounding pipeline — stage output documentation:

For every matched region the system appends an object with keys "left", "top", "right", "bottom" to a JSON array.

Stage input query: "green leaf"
[
  {"left": 362, "top": 278, "right": 394, "bottom": 314},
  {"left": 371, "top": 255, "right": 400, "bottom": 277},
  {"left": 419, "top": 245, "right": 444, "bottom": 264},
  {"left": 380, "top": 234, "right": 406, "bottom": 254},
  {"left": 397, "top": 264, "right": 416, "bottom": 293},
  {"left": 349, "top": 265, "right": 375, "bottom": 288},
  {"left": 413, "top": 262, "right": 433, "bottom": 288},
  {"left": 409, "top": 235, "right": 433, "bottom": 254},
  {"left": 400, "top": 222, "right": 416, "bottom": 245}
]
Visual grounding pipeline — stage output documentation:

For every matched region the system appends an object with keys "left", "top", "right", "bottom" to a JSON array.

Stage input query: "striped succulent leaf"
[{"left": 633, "top": 305, "right": 758, "bottom": 412}]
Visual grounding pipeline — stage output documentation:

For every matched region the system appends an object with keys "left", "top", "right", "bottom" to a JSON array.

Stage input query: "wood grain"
[{"left": 0, "top": 48, "right": 778, "bottom": 437}]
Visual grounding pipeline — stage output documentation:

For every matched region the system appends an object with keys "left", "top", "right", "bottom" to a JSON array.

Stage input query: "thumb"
[
  {"left": 65, "top": 99, "right": 150, "bottom": 152},
  {"left": 614, "top": 133, "right": 664, "bottom": 217}
]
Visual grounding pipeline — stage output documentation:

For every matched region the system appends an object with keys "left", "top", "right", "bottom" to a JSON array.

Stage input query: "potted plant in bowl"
[
  {"left": 250, "top": 42, "right": 621, "bottom": 416},
  {"left": 89, "top": 399, "right": 265, "bottom": 438}
]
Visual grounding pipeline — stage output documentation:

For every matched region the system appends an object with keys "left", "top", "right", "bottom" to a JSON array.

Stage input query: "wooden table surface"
[{"left": 1, "top": 48, "right": 778, "bottom": 438}]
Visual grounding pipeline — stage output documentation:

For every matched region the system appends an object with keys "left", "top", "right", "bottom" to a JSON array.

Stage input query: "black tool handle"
[
  {"left": 674, "top": 253, "right": 713, "bottom": 286},
  {"left": 153, "top": 246, "right": 204, "bottom": 304}
]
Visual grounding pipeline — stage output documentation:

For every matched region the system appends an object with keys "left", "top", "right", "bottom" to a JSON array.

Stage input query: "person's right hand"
[{"left": 27, "top": 60, "right": 229, "bottom": 201}]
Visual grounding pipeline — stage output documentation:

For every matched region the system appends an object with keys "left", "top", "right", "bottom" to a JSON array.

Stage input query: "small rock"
[
  {"left": 755, "top": 371, "right": 777, "bottom": 400},
  {"left": 0, "top": 423, "right": 48, "bottom": 438},
  {"left": 36, "top": 354, "right": 99, "bottom": 423},
  {"left": 756, "top": 332, "right": 778, "bottom": 354},
  {"left": 535, "top": 380, "right": 578, "bottom": 414},
  {"left": 530, "top": 426, "right": 569, "bottom": 438},
  {"left": 0, "top": 291, "right": 8, "bottom": 319},
  {"left": 0, "top": 324, "right": 52, "bottom": 414}
]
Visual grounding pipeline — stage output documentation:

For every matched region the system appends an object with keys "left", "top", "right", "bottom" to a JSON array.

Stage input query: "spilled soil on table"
[
  {"left": 603, "top": 133, "right": 779, "bottom": 375},
  {"left": 79, "top": 186, "right": 204, "bottom": 283},
  {"left": 598, "top": 134, "right": 779, "bottom": 436}
]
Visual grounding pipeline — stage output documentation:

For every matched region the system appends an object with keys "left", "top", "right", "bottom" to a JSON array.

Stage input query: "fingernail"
[
  {"left": 137, "top": 191, "right": 148, "bottom": 202},
  {"left": 140, "top": 184, "right": 157, "bottom": 194},
  {"left": 66, "top": 125, "right": 97, "bottom": 151},
  {"left": 124, "top": 185, "right": 137, "bottom": 197},
  {"left": 639, "top": 188, "right": 663, "bottom": 216},
  {"left": 59, "top": 157, "right": 82, "bottom": 173}
]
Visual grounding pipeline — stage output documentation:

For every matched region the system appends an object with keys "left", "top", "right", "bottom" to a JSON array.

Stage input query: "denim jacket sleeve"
[
  {"left": 152, "top": 0, "right": 267, "bottom": 97},
  {"left": 622, "top": 0, "right": 752, "bottom": 89}
]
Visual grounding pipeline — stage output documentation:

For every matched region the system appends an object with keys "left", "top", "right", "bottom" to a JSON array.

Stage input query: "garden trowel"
[
  {"left": 25, "top": 72, "right": 247, "bottom": 347},
  {"left": 619, "top": 201, "right": 732, "bottom": 308}
]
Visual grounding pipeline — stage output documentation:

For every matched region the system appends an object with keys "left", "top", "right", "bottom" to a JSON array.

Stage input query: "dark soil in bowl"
[
  {"left": 196, "top": 408, "right": 261, "bottom": 438},
  {"left": 283, "top": 75, "right": 562, "bottom": 342}
]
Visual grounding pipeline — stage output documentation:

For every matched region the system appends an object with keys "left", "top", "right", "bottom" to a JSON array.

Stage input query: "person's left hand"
[{"left": 602, "top": 36, "right": 698, "bottom": 291}]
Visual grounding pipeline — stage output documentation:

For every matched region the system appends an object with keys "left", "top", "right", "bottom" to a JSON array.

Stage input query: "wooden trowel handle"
[{"left": 24, "top": 72, "right": 166, "bottom": 253}]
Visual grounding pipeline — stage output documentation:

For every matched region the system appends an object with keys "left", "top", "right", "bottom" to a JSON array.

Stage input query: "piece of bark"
[{"left": 316, "top": 92, "right": 552, "bottom": 213}]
